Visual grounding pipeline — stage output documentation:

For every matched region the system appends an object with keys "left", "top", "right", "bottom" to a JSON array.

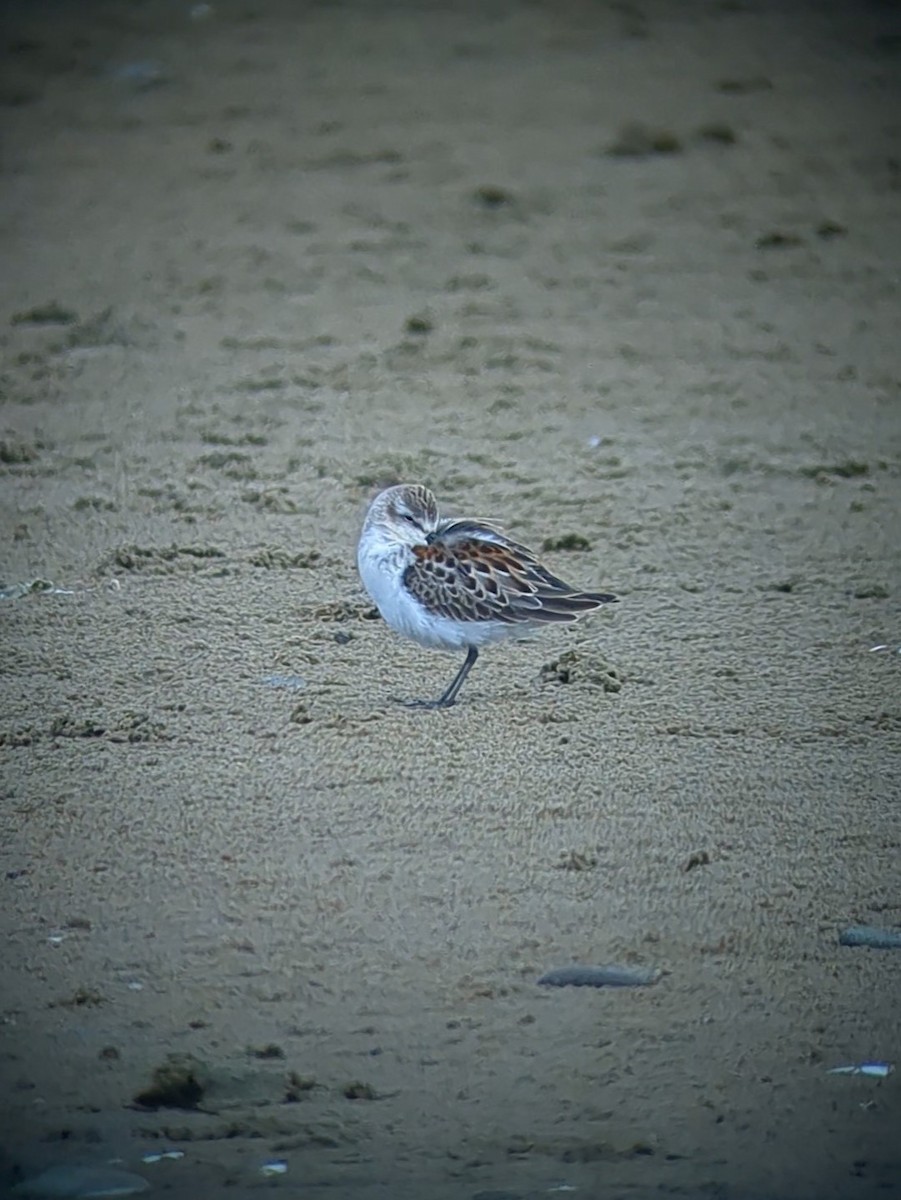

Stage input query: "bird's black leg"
[
  {"left": 397, "top": 646, "right": 479, "bottom": 710},
  {"left": 435, "top": 645, "right": 478, "bottom": 707}
]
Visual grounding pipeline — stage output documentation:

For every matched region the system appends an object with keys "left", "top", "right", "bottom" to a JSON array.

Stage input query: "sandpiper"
[{"left": 357, "top": 483, "right": 618, "bottom": 708}]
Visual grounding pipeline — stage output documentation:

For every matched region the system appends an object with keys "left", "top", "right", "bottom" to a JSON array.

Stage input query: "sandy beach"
[{"left": 1, "top": 1, "right": 900, "bottom": 1197}]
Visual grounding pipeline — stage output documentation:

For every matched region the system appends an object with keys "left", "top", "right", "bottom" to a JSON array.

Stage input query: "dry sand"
[{"left": 1, "top": 1, "right": 900, "bottom": 1197}]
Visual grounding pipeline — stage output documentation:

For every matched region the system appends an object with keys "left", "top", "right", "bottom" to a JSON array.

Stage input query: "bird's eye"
[{"left": 401, "top": 512, "right": 418, "bottom": 525}]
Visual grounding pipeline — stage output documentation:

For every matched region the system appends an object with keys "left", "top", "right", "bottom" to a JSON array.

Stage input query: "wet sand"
[{"left": 1, "top": 1, "right": 900, "bottom": 1197}]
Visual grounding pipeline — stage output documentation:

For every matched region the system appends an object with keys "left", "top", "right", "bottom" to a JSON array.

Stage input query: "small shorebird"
[{"left": 357, "top": 483, "right": 618, "bottom": 708}]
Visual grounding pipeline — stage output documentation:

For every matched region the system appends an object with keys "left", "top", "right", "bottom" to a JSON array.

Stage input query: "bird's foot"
[{"left": 389, "top": 695, "right": 455, "bottom": 710}]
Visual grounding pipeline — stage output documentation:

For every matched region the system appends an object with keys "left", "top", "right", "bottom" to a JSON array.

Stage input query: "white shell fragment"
[
  {"left": 538, "top": 963, "right": 661, "bottom": 988},
  {"left": 141, "top": 1149, "right": 184, "bottom": 1163},
  {"left": 827, "top": 1062, "right": 894, "bottom": 1078},
  {"left": 260, "top": 673, "right": 307, "bottom": 691},
  {"left": 260, "top": 1159, "right": 288, "bottom": 1177},
  {"left": 12, "top": 1165, "right": 150, "bottom": 1197},
  {"left": 839, "top": 924, "right": 901, "bottom": 950}
]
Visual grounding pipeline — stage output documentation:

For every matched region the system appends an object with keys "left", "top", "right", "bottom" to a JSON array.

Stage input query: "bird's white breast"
[{"left": 357, "top": 527, "right": 512, "bottom": 652}]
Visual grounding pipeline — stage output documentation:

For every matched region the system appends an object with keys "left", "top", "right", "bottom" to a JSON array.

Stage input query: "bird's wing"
[{"left": 402, "top": 520, "right": 617, "bottom": 625}]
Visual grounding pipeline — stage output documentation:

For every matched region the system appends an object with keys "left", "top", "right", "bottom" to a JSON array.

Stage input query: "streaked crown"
[{"left": 364, "top": 483, "right": 440, "bottom": 545}]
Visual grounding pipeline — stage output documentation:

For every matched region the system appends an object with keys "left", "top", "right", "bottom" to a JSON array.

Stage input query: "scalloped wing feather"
[{"left": 402, "top": 524, "right": 617, "bottom": 625}]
